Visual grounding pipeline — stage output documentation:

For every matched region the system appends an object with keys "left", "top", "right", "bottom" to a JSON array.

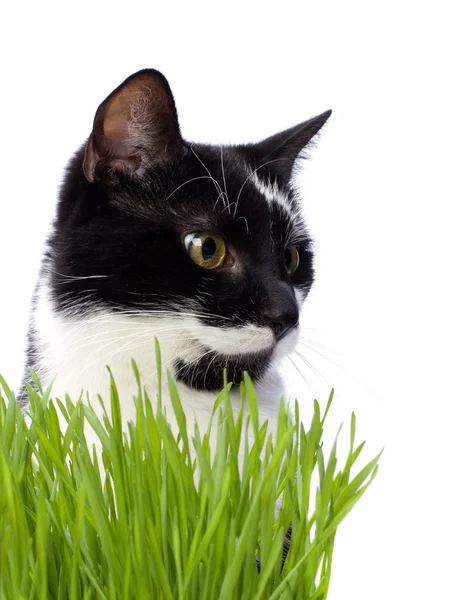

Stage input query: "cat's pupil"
[
  {"left": 284, "top": 248, "right": 291, "bottom": 267},
  {"left": 202, "top": 237, "right": 217, "bottom": 261}
]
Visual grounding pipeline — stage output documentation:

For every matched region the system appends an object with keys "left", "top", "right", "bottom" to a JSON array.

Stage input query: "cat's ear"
[
  {"left": 241, "top": 110, "right": 332, "bottom": 182},
  {"left": 83, "top": 69, "right": 183, "bottom": 182}
]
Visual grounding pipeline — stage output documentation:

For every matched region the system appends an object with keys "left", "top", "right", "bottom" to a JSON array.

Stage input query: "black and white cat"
[{"left": 19, "top": 68, "right": 330, "bottom": 440}]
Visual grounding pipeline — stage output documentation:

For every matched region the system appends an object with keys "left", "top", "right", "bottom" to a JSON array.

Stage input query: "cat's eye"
[
  {"left": 285, "top": 245, "right": 300, "bottom": 275},
  {"left": 185, "top": 232, "right": 227, "bottom": 269}
]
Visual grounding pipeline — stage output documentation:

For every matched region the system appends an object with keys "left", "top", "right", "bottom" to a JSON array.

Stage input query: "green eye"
[
  {"left": 285, "top": 245, "right": 300, "bottom": 275},
  {"left": 185, "top": 232, "right": 226, "bottom": 269}
]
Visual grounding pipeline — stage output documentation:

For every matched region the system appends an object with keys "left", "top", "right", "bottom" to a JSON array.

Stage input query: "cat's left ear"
[
  {"left": 240, "top": 110, "right": 332, "bottom": 182},
  {"left": 83, "top": 69, "right": 184, "bottom": 182}
]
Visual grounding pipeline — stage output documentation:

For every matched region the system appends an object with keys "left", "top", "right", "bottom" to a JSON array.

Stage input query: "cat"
[{"left": 18, "top": 68, "right": 331, "bottom": 447}]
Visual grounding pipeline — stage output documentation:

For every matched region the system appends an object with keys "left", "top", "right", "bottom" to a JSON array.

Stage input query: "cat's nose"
[
  {"left": 269, "top": 310, "right": 299, "bottom": 341},
  {"left": 261, "top": 287, "right": 299, "bottom": 341}
]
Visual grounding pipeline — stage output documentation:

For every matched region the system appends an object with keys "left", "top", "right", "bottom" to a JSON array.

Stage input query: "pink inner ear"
[{"left": 103, "top": 111, "right": 132, "bottom": 157}]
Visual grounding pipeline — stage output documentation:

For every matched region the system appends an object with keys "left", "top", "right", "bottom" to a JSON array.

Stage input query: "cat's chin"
[{"left": 173, "top": 346, "right": 273, "bottom": 392}]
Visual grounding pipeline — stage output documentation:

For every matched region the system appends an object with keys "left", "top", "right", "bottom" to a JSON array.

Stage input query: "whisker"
[
  {"left": 53, "top": 309, "right": 234, "bottom": 328},
  {"left": 297, "top": 339, "right": 347, "bottom": 374},
  {"left": 293, "top": 349, "right": 334, "bottom": 390},
  {"left": 164, "top": 175, "right": 218, "bottom": 202},
  {"left": 286, "top": 356, "right": 315, "bottom": 398},
  {"left": 236, "top": 215, "right": 250, "bottom": 235},
  {"left": 190, "top": 145, "right": 228, "bottom": 212},
  {"left": 220, "top": 144, "right": 230, "bottom": 212},
  {"left": 298, "top": 336, "right": 340, "bottom": 357},
  {"left": 77, "top": 330, "right": 200, "bottom": 379},
  {"left": 61, "top": 324, "right": 207, "bottom": 349},
  {"left": 51, "top": 271, "right": 113, "bottom": 281}
]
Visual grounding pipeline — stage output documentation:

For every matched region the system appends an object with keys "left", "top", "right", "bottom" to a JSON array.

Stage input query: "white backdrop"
[{"left": 1, "top": 1, "right": 458, "bottom": 598}]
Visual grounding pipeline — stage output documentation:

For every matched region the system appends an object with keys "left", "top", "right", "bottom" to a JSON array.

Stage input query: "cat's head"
[{"left": 52, "top": 69, "right": 331, "bottom": 391}]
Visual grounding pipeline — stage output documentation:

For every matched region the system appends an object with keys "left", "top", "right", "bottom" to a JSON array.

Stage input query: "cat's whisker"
[
  {"left": 286, "top": 356, "right": 315, "bottom": 398},
  {"left": 64, "top": 324, "right": 215, "bottom": 352},
  {"left": 77, "top": 330, "right": 201, "bottom": 380},
  {"left": 57, "top": 324, "right": 184, "bottom": 347},
  {"left": 298, "top": 336, "right": 339, "bottom": 357},
  {"left": 51, "top": 271, "right": 113, "bottom": 282},
  {"left": 189, "top": 348, "right": 218, "bottom": 388},
  {"left": 57, "top": 292, "right": 100, "bottom": 305},
  {"left": 164, "top": 175, "right": 219, "bottom": 202},
  {"left": 154, "top": 345, "right": 215, "bottom": 389},
  {"left": 54, "top": 310, "right": 234, "bottom": 331},
  {"left": 298, "top": 337, "right": 372, "bottom": 393},
  {"left": 202, "top": 346, "right": 225, "bottom": 390},
  {"left": 220, "top": 144, "right": 230, "bottom": 213},
  {"left": 236, "top": 215, "right": 250, "bottom": 235},
  {"left": 115, "top": 313, "right": 237, "bottom": 330},
  {"left": 61, "top": 324, "right": 203, "bottom": 350},
  {"left": 54, "top": 317, "right": 159, "bottom": 341},
  {"left": 93, "top": 332, "right": 171, "bottom": 369},
  {"left": 213, "top": 192, "right": 228, "bottom": 212},
  {"left": 103, "top": 306, "right": 235, "bottom": 322},
  {"left": 54, "top": 312, "right": 216, "bottom": 346},
  {"left": 293, "top": 348, "right": 334, "bottom": 390},
  {"left": 297, "top": 338, "right": 345, "bottom": 374},
  {"left": 54, "top": 291, "right": 235, "bottom": 325},
  {"left": 190, "top": 145, "right": 228, "bottom": 213},
  {"left": 66, "top": 330, "right": 159, "bottom": 370},
  {"left": 125, "top": 291, "right": 162, "bottom": 297}
]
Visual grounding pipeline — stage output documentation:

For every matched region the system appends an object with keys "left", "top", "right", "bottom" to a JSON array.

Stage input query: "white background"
[{"left": 1, "top": 1, "right": 458, "bottom": 598}]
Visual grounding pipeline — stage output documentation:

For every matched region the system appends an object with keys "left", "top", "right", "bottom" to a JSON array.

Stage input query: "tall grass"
[{"left": 0, "top": 349, "right": 380, "bottom": 599}]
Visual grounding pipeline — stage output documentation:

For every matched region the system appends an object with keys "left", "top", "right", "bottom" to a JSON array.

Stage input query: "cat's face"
[{"left": 51, "top": 69, "right": 330, "bottom": 391}]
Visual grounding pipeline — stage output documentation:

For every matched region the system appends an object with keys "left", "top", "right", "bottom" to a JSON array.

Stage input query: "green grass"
[{"left": 0, "top": 347, "right": 380, "bottom": 599}]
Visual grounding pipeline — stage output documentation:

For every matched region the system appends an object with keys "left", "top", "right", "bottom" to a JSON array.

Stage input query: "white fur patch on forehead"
[
  {"left": 247, "top": 169, "right": 308, "bottom": 247},
  {"left": 249, "top": 171, "right": 293, "bottom": 215}
]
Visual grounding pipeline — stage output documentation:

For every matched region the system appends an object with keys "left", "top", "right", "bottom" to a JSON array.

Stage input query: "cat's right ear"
[
  {"left": 83, "top": 69, "right": 184, "bottom": 182},
  {"left": 239, "top": 110, "right": 332, "bottom": 183}
]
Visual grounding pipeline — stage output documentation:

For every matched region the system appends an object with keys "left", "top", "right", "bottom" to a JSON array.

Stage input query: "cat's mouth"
[{"left": 173, "top": 322, "right": 299, "bottom": 391}]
